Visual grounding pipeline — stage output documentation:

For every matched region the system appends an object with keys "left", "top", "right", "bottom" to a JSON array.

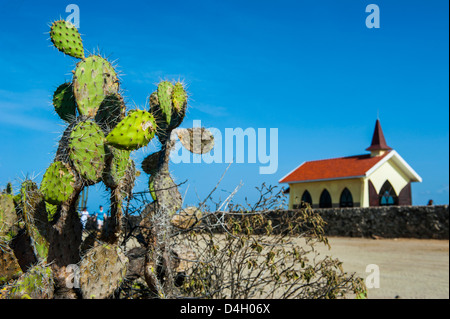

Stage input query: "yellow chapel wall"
[
  {"left": 364, "top": 158, "right": 410, "bottom": 204},
  {"left": 288, "top": 178, "right": 363, "bottom": 209}
]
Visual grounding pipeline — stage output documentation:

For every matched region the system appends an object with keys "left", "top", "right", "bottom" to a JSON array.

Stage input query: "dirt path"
[{"left": 314, "top": 237, "right": 449, "bottom": 299}]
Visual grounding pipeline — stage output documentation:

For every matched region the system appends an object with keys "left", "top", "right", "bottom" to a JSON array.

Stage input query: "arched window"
[
  {"left": 339, "top": 188, "right": 353, "bottom": 207},
  {"left": 379, "top": 180, "right": 398, "bottom": 206},
  {"left": 301, "top": 190, "right": 312, "bottom": 206},
  {"left": 319, "top": 189, "right": 332, "bottom": 208}
]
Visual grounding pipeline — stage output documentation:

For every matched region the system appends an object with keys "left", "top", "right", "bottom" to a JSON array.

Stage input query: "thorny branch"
[{"left": 118, "top": 179, "right": 367, "bottom": 299}]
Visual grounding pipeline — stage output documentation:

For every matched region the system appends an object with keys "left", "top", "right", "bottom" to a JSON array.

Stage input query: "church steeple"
[{"left": 366, "top": 119, "right": 392, "bottom": 157}]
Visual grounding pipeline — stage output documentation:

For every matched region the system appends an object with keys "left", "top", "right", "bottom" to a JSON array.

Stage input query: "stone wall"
[
  {"left": 122, "top": 205, "right": 449, "bottom": 240},
  {"left": 315, "top": 205, "right": 449, "bottom": 239}
]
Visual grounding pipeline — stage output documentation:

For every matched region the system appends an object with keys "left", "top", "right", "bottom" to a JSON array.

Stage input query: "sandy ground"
[
  {"left": 125, "top": 233, "right": 448, "bottom": 299},
  {"left": 313, "top": 237, "right": 449, "bottom": 299}
]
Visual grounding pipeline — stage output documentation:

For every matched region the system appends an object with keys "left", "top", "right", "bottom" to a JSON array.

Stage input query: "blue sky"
[{"left": 0, "top": 0, "right": 448, "bottom": 212}]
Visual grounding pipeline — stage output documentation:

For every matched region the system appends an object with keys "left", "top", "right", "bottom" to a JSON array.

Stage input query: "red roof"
[{"left": 279, "top": 151, "right": 390, "bottom": 183}]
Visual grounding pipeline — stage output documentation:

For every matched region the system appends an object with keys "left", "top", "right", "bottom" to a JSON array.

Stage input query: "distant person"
[
  {"left": 99, "top": 205, "right": 106, "bottom": 219},
  {"left": 427, "top": 199, "right": 434, "bottom": 206},
  {"left": 80, "top": 207, "right": 89, "bottom": 229},
  {"left": 97, "top": 217, "right": 103, "bottom": 230},
  {"left": 97, "top": 205, "right": 106, "bottom": 230}
]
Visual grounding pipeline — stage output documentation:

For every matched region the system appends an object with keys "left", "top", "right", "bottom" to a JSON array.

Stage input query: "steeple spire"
[{"left": 366, "top": 119, "right": 392, "bottom": 156}]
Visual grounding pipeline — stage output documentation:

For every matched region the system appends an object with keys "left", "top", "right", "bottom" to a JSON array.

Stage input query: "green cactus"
[
  {"left": 103, "top": 146, "right": 131, "bottom": 188},
  {"left": 157, "top": 81, "right": 174, "bottom": 125},
  {"left": 45, "top": 201, "right": 58, "bottom": 223},
  {"left": 79, "top": 244, "right": 128, "bottom": 299},
  {"left": 172, "top": 82, "right": 188, "bottom": 113},
  {"left": 3, "top": 17, "right": 216, "bottom": 299},
  {"left": 40, "top": 161, "right": 76, "bottom": 205},
  {"left": 0, "top": 194, "right": 17, "bottom": 238},
  {"left": 68, "top": 120, "right": 106, "bottom": 183},
  {"left": 50, "top": 20, "right": 84, "bottom": 59},
  {"left": 148, "top": 175, "right": 156, "bottom": 201},
  {"left": 5, "top": 182, "right": 13, "bottom": 195},
  {"left": 95, "top": 93, "right": 126, "bottom": 131},
  {"left": 0, "top": 194, "right": 22, "bottom": 285},
  {"left": 105, "top": 109, "right": 157, "bottom": 151},
  {"left": 0, "top": 241, "right": 22, "bottom": 285},
  {"left": 18, "top": 180, "right": 49, "bottom": 262},
  {"left": 52, "top": 82, "right": 77, "bottom": 122},
  {"left": 9, "top": 264, "right": 54, "bottom": 299},
  {"left": 73, "top": 55, "right": 119, "bottom": 117},
  {"left": 131, "top": 79, "right": 214, "bottom": 295},
  {"left": 141, "top": 150, "right": 161, "bottom": 175},
  {"left": 149, "top": 81, "right": 188, "bottom": 142}
]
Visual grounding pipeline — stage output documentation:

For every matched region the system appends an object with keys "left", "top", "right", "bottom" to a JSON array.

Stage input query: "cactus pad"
[
  {"left": 0, "top": 194, "right": 17, "bottom": 237},
  {"left": 157, "top": 81, "right": 174, "bottom": 125},
  {"left": 150, "top": 81, "right": 187, "bottom": 136},
  {"left": 79, "top": 244, "right": 129, "bottom": 299},
  {"left": 50, "top": 20, "right": 84, "bottom": 59},
  {"left": 73, "top": 55, "right": 119, "bottom": 117},
  {"left": 9, "top": 264, "right": 54, "bottom": 299},
  {"left": 142, "top": 151, "right": 161, "bottom": 175},
  {"left": 68, "top": 120, "right": 106, "bottom": 183},
  {"left": 0, "top": 242, "right": 22, "bottom": 285},
  {"left": 176, "top": 127, "right": 215, "bottom": 154},
  {"left": 17, "top": 181, "right": 49, "bottom": 261},
  {"left": 95, "top": 93, "right": 126, "bottom": 131},
  {"left": 153, "top": 171, "right": 182, "bottom": 215},
  {"left": 172, "top": 82, "right": 187, "bottom": 113},
  {"left": 40, "top": 161, "right": 76, "bottom": 205},
  {"left": 52, "top": 83, "right": 77, "bottom": 122},
  {"left": 171, "top": 206, "right": 202, "bottom": 229},
  {"left": 103, "top": 146, "right": 131, "bottom": 188},
  {"left": 105, "top": 110, "right": 156, "bottom": 151},
  {"left": 45, "top": 201, "right": 58, "bottom": 223},
  {"left": 18, "top": 180, "right": 40, "bottom": 223},
  {"left": 148, "top": 175, "right": 156, "bottom": 201}
]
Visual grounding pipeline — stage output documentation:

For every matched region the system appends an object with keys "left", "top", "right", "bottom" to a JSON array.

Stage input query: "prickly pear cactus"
[
  {"left": 79, "top": 244, "right": 128, "bottom": 299},
  {"left": 95, "top": 93, "right": 126, "bottom": 130},
  {"left": 50, "top": 20, "right": 84, "bottom": 59},
  {"left": 172, "top": 82, "right": 188, "bottom": 113},
  {"left": 149, "top": 81, "right": 188, "bottom": 142},
  {"left": 3, "top": 16, "right": 214, "bottom": 299},
  {"left": 68, "top": 120, "right": 106, "bottom": 183},
  {"left": 0, "top": 194, "right": 17, "bottom": 237},
  {"left": 103, "top": 147, "right": 131, "bottom": 188},
  {"left": 0, "top": 194, "right": 22, "bottom": 285},
  {"left": 106, "top": 110, "right": 157, "bottom": 151},
  {"left": 156, "top": 81, "right": 174, "bottom": 125},
  {"left": 141, "top": 150, "right": 161, "bottom": 175},
  {"left": 17, "top": 180, "right": 49, "bottom": 262},
  {"left": 176, "top": 127, "right": 215, "bottom": 154},
  {"left": 0, "top": 242, "right": 22, "bottom": 285},
  {"left": 73, "top": 56, "right": 119, "bottom": 117},
  {"left": 40, "top": 161, "right": 76, "bottom": 205},
  {"left": 52, "top": 83, "right": 77, "bottom": 123},
  {"left": 9, "top": 264, "right": 54, "bottom": 299},
  {"left": 126, "top": 79, "right": 215, "bottom": 296}
]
